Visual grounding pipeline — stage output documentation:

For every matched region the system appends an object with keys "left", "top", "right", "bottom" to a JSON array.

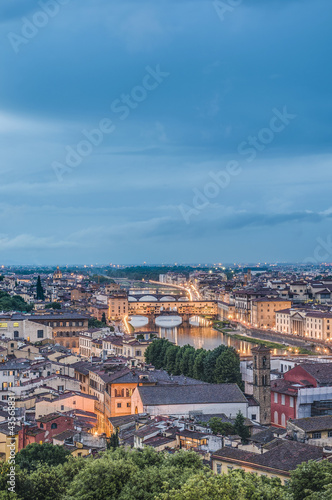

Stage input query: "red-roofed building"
[{"left": 18, "top": 413, "right": 74, "bottom": 450}]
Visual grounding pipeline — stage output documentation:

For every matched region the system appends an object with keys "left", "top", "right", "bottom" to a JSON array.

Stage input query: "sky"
[{"left": 0, "top": 0, "right": 332, "bottom": 265}]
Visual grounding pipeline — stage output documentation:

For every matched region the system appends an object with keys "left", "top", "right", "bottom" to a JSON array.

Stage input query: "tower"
[{"left": 252, "top": 345, "right": 271, "bottom": 425}]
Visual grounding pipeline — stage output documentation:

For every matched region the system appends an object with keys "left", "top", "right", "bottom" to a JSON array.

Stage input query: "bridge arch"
[{"left": 139, "top": 295, "right": 158, "bottom": 301}]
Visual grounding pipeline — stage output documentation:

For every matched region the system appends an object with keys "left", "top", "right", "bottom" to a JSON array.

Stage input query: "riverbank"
[{"left": 212, "top": 322, "right": 317, "bottom": 355}]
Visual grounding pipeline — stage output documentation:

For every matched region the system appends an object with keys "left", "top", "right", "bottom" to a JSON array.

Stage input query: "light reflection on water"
[{"left": 129, "top": 315, "right": 285, "bottom": 355}]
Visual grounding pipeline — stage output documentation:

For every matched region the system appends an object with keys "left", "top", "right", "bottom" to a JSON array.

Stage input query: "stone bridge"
[{"left": 128, "top": 300, "right": 217, "bottom": 326}]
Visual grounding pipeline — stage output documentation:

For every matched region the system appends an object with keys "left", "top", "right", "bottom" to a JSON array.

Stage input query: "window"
[
  {"left": 289, "top": 396, "right": 294, "bottom": 408},
  {"left": 274, "top": 411, "right": 278, "bottom": 424},
  {"left": 117, "top": 403, "right": 122, "bottom": 408},
  {"left": 274, "top": 392, "right": 278, "bottom": 403},
  {"left": 281, "top": 394, "right": 285, "bottom": 405},
  {"left": 281, "top": 413, "right": 286, "bottom": 427},
  {"left": 216, "top": 464, "right": 222, "bottom": 474},
  {"left": 251, "top": 414, "right": 256, "bottom": 420},
  {"left": 14, "top": 331, "right": 19, "bottom": 338},
  {"left": 51, "top": 423, "right": 57, "bottom": 429},
  {"left": 40, "top": 423, "right": 44, "bottom": 429},
  {"left": 313, "top": 432, "right": 321, "bottom": 439},
  {"left": 127, "top": 402, "right": 131, "bottom": 408},
  {"left": 328, "top": 431, "right": 332, "bottom": 438},
  {"left": 61, "top": 405, "right": 64, "bottom": 410}
]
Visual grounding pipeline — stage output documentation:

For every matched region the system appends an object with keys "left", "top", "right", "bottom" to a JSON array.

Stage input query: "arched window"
[
  {"left": 121, "top": 388, "right": 125, "bottom": 397},
  {"left": 254, "top": 375, "right": 257, "bottom": 386},
  {"left": 262, "top": 356, "right": 266, "bottom": 367},
  {"left": 274, "top": 411, "right": 278, "bottom": 424},
  {"left": 40, "top": 423, "right": 44, "bottom": 429},
  {"left": 281, "top": 413, "right": 286, "bottom": 427},
  {"left": 114, "top": 389, "right": 119, "bottom": 397},
  {"left": 254, "top": 356, "right": 257, "bottom": 369},
  {"left": 51, "top": 423, "right": 57, "bottom": 429}
]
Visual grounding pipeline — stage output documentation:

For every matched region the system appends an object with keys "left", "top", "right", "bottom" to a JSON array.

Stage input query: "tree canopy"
[
  {"left": 144, "top": 338, "right": 243, "bottom": 388},
  {"left": 2, "top": 445, "right": 332, "bottom": 499},
  {"left": 0, "top": 290, "right": 33, "bottom": 312}
]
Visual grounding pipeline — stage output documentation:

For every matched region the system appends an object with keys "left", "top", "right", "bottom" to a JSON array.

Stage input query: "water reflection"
[{"left": 130, "top": 315, "right": 285, "bottom": 355}]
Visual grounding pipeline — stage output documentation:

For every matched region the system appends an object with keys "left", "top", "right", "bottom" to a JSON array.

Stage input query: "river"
[{"left": 129, "top": 315, "right": 287, "bottom": 356}]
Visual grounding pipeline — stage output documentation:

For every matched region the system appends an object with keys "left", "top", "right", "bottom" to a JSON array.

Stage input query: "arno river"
[{"left": 129, "top": 315, "right": 287, "bottom": 356}]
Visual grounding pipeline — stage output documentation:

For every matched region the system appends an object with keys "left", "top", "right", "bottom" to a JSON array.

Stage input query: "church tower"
[{"left": 252, "top": 345, "right": 271, "bottom": 425}]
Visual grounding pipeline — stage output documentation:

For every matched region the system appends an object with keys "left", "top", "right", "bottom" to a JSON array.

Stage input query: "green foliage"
[
  {"left": 144, "top": 339, "right": 243, "bottom": 388},
  {"left": 108, "top": 430, "right": 120, "bottom": 450},
  {"left": 157, "top": 469, "right": 287, "bottom": 500},
  {"left": 0, "top": 291, "right": 33, "bottom": 312},
  {"left": 45, "top": 302, "right": 61, "bottom": 310},
  {"left": 6, "top": 446, "right": 332, "bottom": 500},
  {"left": 36, "top": 275, "right": 45, "bottom": 301},
  {"left": 88, "top": 317, "right": 105, "bottom": 328},
  {"left": 288, "top": 459, "right": 332, "bottom": 500},
  {"left": 234, "top": 411, "right": 250, "bottom": 442},
  {"left": 15, "top": 443, "right": 70, "bottom": 473},
  {"left": 214, "top": 349, "right": 243, "bottom": 386},
  {"left": 208, "top": 417, "right": 235, "bottom": 436}
]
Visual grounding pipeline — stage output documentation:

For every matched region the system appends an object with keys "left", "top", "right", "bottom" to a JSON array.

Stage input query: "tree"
[
  {"left": 288, "top": 459, "right": 332, "bottom": 500},
  {"left": 193, "top": 349, "right": 208, "bottom": 380},
  {"left": 0, "top": 291, "right": 33, "bottom": 312},
  {"left": 203, "top": 345, "right": 226, "bottom": 383},
  {"left": 234, "top": 411, "right": 250, "bottom": 442},
  {"left": 66, "top": 455, "right": 137, "bottom": 499},
  {"left": 157, "top": 470, "right": 286, "bottom": 500},
  {"left": 88, "top": 317, "right": 105, "bottom": 328},
  {"left": 214, "top": 348, "right": 242, "bottom": 386},
  {"left": 15, "top": 443, "right": 70, "bottom": 472},
  {"left": 179, "top": 345, "right": 195, "bottom": 377},
  {"left": 36, "top": 276, "right": 45, "bottom": 301},
  {"left": 144, "top": 339, "right": 243, "bottom": 388},
  {"left": 45, "top": 302, "right": 61, "bottom": 310},
  {"left": 108, "top": 429, "right": 120, "bottom": 449},
  {"left": 165, "top": 344, "right": 180, "bottom": 374},
  {"left": 208, "top": 417, "right": 235, "bottom": 436}
]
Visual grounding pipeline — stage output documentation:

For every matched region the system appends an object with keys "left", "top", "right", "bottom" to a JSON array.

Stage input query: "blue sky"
[{"left": 0, "top": 0, "right": 332, "bottom": 265}]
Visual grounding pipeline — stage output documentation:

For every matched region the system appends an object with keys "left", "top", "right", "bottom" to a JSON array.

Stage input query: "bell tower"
[{"left": 252, "top": 345, "right": 271, "bottom": 425}]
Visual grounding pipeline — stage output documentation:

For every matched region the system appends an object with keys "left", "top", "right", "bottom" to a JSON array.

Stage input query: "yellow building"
[
  {"left": 108, "top": 293, "right": 128, "bottom": 321},
  {"left": 0, "top": 422, "right": 19, "bottom": 461},
  {"left": 251, "top": 299, "right": 292, "bottom": 329}
]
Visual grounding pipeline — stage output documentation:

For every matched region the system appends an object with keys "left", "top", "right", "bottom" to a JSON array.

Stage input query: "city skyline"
[{"left": 1, "top": 0, "right": 332, "bottom": 265}]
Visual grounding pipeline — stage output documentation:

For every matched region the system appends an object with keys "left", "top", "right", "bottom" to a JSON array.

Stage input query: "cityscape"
[{"left": 2, "top": 0, "right": 332, "bottom": 498}]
